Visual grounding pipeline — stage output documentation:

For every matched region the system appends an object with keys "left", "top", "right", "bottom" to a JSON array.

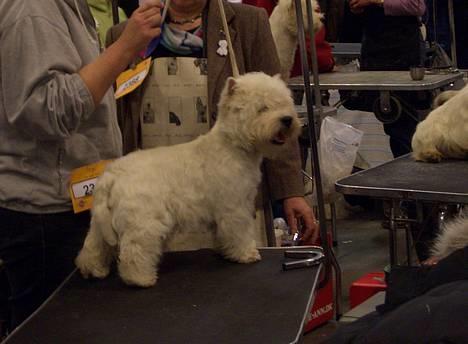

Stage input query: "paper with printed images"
[{"left": 140, "top": 57, "right": 210, "bottom": 148}]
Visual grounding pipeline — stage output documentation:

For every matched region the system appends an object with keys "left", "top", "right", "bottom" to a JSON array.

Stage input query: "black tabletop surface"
[
  {"left": 336, "top": 154, "right": 468, "bottom": 203},
  {"left": 4, "top": 248, "right": 321, "bottom": 344}
]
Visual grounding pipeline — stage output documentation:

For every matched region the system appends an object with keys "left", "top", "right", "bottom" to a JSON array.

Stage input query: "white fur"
[
  {"left": 270, "top": 0, "right": 323, "bottom": 80},
  {"left": 75, "top": 73, "right": 300, "bottom": 287},
  {"left": 432, "top": 89, "right": 459, "bottom": 108},
  {"left": 431, "top": 210, "right": 468, "bottom": 259},
  {"left": 411, "top": 84, "right": 468, "bottom": 162}
]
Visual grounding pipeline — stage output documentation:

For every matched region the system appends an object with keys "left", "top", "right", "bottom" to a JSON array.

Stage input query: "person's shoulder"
[{"left": 0, "top": 0, "right": 62, "bottom": 31}]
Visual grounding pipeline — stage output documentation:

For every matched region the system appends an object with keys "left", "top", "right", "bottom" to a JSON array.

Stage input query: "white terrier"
[
  {"left": 412, "top": 84, "right": 468, "bottom": 162},
  {"left": 270, "top": 0, "right": 323, "bottom": 80},
  {"left": 75, "top": 73, "right": 300, "bottom": 287}
]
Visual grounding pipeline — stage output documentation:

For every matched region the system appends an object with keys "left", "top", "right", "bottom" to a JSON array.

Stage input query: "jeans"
[
  {"left": 383, "top": 112, "right": 418, "bottom": 158},
  {"left": 0, "top": 207, "right": 89, "bottom": 331}
]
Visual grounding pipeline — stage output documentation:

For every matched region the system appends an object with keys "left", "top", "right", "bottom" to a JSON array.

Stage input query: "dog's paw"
[
  {"left": 229, "top": 248, "right": 262, "bottom": 264},
  {"left": 75, "top": 256, "right": 110, "bottom": 280},
  {"left": 413, "top": 148, "right": 443, "bottom": 163},
  {"left": 85, "top": 266, "right": 110, "bottom": 279},
  {"left": 120, "top": 272, "right": 158, "bottom": 288}
]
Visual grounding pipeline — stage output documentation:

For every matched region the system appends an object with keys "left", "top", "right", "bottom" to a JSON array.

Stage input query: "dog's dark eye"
[{"left": 259, "top": 106, "right": 269, "bottom": 113}]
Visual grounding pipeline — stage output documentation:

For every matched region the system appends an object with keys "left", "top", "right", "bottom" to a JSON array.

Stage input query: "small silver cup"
[{"left": 410, "top": 66, "right": 425, "bottom": 81}]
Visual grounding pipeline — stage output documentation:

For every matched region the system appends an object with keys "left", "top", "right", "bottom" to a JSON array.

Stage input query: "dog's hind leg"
[
  {"left": 75, "top": 218, "right": 114, "bottom": 279},
  {"left": 215, "top": 211, "right": 261, "bottom": 264},
  {"left": 117, "top": 220, "right": 169, "bottom": 287}
]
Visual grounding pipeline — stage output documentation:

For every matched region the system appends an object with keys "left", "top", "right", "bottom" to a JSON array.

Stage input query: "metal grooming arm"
[
  {"left": 293, "top": 0, "right": 342, "bottom": 319},
  {"left": 111, "top": 0, "right": 120, "bottom": 25}
]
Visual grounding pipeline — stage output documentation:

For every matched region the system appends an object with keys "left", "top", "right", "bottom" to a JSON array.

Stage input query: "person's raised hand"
[
  {"left": 283, "top": 196, "right": 319, "bottom": 244},
  {"left": 118, "top": 0, "right": 164, "bottom": 58}
]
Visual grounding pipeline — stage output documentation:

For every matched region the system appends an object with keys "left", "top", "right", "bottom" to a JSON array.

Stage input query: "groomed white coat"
[
  {"left": 412, "top": 84, "right": 468, "bottom": 162},
  {"left": 75, "top": 72, "right": 300, "bottom": 287}
]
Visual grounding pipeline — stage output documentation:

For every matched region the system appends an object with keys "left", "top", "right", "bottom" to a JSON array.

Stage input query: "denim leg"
[
  {"left": 0, "top": 208, "right": 45, "bottom": 329},
  {"left": 42, "top": 211, "right": 89, "bottom": 296},
  {"left": 0, "top": 208, "right": 89, "bottom": 330}
]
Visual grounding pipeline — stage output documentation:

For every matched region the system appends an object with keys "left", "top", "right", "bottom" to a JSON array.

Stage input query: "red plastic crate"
[{"left": 349, "top": 272, "right": 387, "bottom": 309}]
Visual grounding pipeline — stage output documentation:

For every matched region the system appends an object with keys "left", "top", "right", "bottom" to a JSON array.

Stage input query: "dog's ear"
[
  {"left": 227, "top": 77, "right": 237, "bottom": 96},
  {"left": 273, "top": 73, "right": 282, "bottom": 80}
]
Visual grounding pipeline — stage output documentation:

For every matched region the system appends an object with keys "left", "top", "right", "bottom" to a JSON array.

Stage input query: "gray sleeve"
[{"left": 1, "top": 16, "right": 95, "bottom": 140}]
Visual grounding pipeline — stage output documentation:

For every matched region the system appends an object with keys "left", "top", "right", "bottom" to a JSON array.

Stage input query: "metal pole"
[
  {"left": 304, "top": 0, "right": 323, "bottom": 125},
  {"left": 293, "top": 0, "right": 342, "bottom": 319},
  {"left": 447, "top": 0, "right": 457, "bottom": 68},
  {"left": 432, "top": 0, "right": 437, "bottom": 42},
  {"left": 111, "top": 0, "right": 120, "bottom": 26}
]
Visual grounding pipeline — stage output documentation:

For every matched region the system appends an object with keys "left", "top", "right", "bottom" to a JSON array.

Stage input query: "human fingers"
[
  {"left": 130, "top": 5, "right": 163, "bottom": 30},
  {"left": 421, "top": 256, "right": 439, "bottom": 266},
  {"left": 118, "top": 16, "right": 161, "bottom": 57},
  {"left": 299, "top": 211, "right": 317, "bottom": 243},
  {"left": 285, "top": 208, "right": 298, "bottom": 235},
  {"left": 136, "top": 0, "right": 163, "bottom": 12}
]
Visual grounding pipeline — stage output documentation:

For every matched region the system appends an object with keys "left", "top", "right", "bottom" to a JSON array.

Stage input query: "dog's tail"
[
  {"left": 430, "top": 211, "right": 468, "bottom": 259},
  {"left": 75, "top": 171, "right": 117, "bottom": 279}
]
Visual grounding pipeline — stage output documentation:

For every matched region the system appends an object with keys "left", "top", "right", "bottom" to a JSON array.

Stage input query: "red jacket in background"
[{"left": 242, "top": 0, "right": 335, "bottom": 77}]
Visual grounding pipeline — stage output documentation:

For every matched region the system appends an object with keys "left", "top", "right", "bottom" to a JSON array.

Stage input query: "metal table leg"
[
  {"left": 405, "top": 226, "right": 412, "bottom": 266},
  {"left": 389, "top": 200, "right": 399, "bottom": 266},
  {"left": 330, "top": 203, "right": 337, "bottom": 247}
]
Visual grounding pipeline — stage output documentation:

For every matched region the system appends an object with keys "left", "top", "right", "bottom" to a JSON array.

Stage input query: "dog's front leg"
[{"left": 215, "top": 211, "right": 261, "bottom": 264}]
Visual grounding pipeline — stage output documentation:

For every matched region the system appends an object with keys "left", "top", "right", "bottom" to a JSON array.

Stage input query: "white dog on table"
[
  {"left": 412, "top": 84, "right": 468, "bottom": 162},
  {"left": 75, "top": 73, "right": 300, "bottom": 287}
]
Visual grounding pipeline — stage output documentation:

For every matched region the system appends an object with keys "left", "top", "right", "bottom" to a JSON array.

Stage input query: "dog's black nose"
[{"left": 280, "top": 116, "right": 293, "bottom": 128}]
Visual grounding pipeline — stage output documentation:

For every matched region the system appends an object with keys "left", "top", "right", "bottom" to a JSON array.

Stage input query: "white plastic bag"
[{"left": 309, "top": 116, "right": 363, "bottom": 204}]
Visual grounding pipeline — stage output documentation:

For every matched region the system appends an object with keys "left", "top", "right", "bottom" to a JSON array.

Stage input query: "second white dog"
[
  {"left": 270, "top": 0, "right": 323, "bottom": 80},
  {"left": 75, "top": 72, "right": 300, "bottom": 287},
  {"left": 412, "top": 84, "right": 468, "bottom": 162}
]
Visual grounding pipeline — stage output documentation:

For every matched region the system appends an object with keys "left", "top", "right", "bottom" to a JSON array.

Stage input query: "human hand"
[
  {"left": 421, "top": 256, "right": 440, "bottom": 266},
  {"left": 283, "top": 197, "right": 319, "bottom": 244},
  {"left": 118, "top": 0, "right": 164, "bottom": 58},
  {"left": 349, "top": 0, "right": 380, "bottom": 14}
]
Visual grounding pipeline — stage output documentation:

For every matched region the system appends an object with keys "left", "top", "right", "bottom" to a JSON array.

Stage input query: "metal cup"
[{"left": 410, "top": 66, "right": 425, "bottom": 81}]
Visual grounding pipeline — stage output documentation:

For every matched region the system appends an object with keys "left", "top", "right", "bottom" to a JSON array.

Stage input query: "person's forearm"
[
  {"left": 79, "top": 0, "right": 163, "bottom": 106},
  {"left": 384, "top": 0, "right": 426, "bottom": 16},
  {"left": 78, "top": 40, "right": 136, "bottom": 106}
]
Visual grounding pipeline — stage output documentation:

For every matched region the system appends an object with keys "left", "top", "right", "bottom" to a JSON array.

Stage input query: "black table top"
[
  {"left": 4, "top": 248, "right": 321, "bottom": 344},
  {"left": 336, "top": 154, "right": 468, "bottom": 203}
]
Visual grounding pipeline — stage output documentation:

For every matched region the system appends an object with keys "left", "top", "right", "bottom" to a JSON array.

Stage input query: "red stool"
[{"left": 349, "top": 272, "right": 387, "bottom": 309}]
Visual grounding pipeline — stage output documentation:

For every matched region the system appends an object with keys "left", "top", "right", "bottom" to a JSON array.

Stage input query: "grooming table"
[
  {"left": 336, "top": 154, "right": 468, "bottom": 266},
  {"left": 3, "top": 248, "right": 322, "bottom": 344},
  {"left": 289, "top": 71, "right": 464, "bottom": 123},
  {"left": 288, "top": 71, "right": 464, "bottom": 91}
]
